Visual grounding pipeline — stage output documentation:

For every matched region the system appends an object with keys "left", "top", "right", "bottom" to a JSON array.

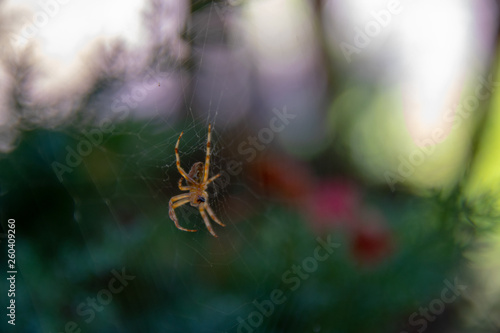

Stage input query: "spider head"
[{"left": 197, "top": 196, "right": 206, "bottom": 204}]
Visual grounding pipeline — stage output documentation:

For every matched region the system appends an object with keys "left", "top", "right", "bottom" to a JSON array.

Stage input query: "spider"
[{"left": 168, "top": 123, "right": 225, "bottom": 237}]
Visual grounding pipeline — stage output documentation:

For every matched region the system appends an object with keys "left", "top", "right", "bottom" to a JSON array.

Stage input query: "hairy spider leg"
[
  {"left": 205, "top": 203, "right": 225, "bottom": 227},
  {"left": 203, "top": 123, "right": 212, "bottom": 183},
  {"left": 178, "top": 178, "right": 191, "bottom": 191},
  {"left": 169, "top": 194, "right": 197, "bottom": 232},
  {"left": 175, "top": 131, "right": 197, "bottom": 184},
  {"left": 198, "top": 205, "right": 217, "bottom": 237},
  {"left": 206, "top": 174, "right": 220, "bottom": 185}
]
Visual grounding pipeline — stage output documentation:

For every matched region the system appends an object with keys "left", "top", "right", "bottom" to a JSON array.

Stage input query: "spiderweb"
[
  {"left": 57, "top": 7, "right": 253, "bottom": 236},
  {"left": 51, "top": 103, "right": 308, "bottom": 332},
  {"left": 55, "top": 4, "right": 291, "bottom": 332},
  {"left": 56, "top": 1, "right": 256, "bottom": 242},
  {"left": 0, "top": 2, "right": 310, "bottom": 332}
]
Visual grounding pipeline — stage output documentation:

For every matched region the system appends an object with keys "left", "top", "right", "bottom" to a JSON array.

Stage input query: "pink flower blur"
[{"left": 307, "top": 178, "right": 361, "bottom": 231}]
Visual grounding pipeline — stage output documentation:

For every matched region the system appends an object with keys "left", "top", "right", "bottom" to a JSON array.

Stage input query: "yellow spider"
[{"left": 168, "top": 123, "right": 225, "bottom": 237}]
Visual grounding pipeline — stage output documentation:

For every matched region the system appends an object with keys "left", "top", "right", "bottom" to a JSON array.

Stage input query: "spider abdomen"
[{"left": 188, "top": 162, "right": 205, "bottom": 184}]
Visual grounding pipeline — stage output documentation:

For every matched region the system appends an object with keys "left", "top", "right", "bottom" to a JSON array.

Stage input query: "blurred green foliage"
[{"left": 0, "top": 121, "right": 483, "bottom": 332}]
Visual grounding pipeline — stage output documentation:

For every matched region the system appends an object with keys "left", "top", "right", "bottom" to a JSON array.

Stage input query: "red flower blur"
[
  {"left": 306, "top": 178, "right": 393, "bottom": 265},
  {"left": 306, "top": 178, "right": 361, "bottom": 231},
  {"left": 351, "top": 209, "right": 393, "bottom": 266},
  {"left": 251, "top": 153, "right": 314, "bottom": 205},
  {"left": 251, "top": 156, "right": 394, "bottom": 266}
]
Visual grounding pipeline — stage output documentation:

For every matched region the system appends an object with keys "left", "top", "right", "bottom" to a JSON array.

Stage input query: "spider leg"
[
  {"left": 169, "top": 194, "right": 197, "bottom": 233},
  {"left": 203, "top": 123, "right": 212, "bottom": 183},
  {"left": 175, "top": 131, "right": 197, "bottom": 184},
  {"left": 205, "top": 203, "right": 225, "bottom": 227},
  {"left": 206, "top": 173, "right": 220, "bottom": 185},
  {"left": 178, "top": 178, "right": 191, "bottom": 191},
  {"left": 199, "top": 205, "right": 217, "bottom": 237}
]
